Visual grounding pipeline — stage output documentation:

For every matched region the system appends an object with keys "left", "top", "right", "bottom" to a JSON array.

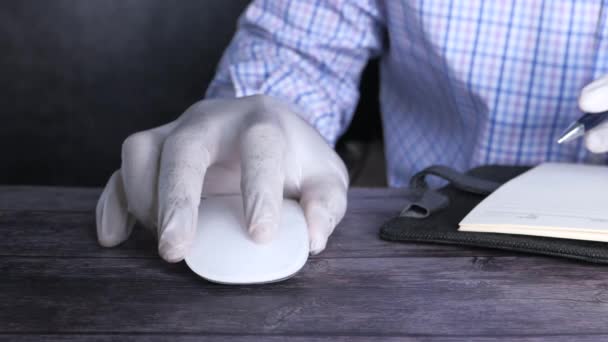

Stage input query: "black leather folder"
[{"left": 380, "top": 165, "right": 608, "bottom": 263}]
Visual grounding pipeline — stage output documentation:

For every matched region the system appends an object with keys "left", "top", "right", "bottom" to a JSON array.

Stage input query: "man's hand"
[
  {"left": 96, "top": 95, "right": 348, "bottom": 262},
  {"left": 580, "top": 75, "right": 608, "bottom": 152}
]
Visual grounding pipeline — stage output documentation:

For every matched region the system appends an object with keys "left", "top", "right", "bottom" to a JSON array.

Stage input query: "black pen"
[{"left": 557, "top": 111, "right": 608, "bottom": 144}]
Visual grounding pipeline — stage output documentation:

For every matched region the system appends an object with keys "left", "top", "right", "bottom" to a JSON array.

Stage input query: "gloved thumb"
[{"left": 96, "top": 170, "right": 136, "bottom": 247}]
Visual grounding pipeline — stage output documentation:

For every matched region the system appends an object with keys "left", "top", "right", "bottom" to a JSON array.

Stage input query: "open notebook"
[{"left": 459, "top": 163, "right": 608, "bottom": 242}]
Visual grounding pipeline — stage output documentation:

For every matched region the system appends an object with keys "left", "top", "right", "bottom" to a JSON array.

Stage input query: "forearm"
[{"left": 205, "top": 0, "right": 385, "bottom": 146}]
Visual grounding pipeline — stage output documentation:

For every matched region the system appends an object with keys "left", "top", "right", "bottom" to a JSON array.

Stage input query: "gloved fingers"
[
  {"left": 579, "top": 74, "right": 608, "bottom": 113},
  {"left": 96, "top": 170, "right": 136, "bottom": 247},
  {"left": 585, "top": 121, "right": 608, "bottom": 153},
  {"left": 299, "top": 176, "right": 348, "bottom": 255},
  {"left": 121, "top": 124, "right": 173, "bottom": 229},
  {"left": 240, "top": 120, "right": 286, "bottom": 243},
  {"left": 157, "top": 130, "right": 212, "bottom": 262}
]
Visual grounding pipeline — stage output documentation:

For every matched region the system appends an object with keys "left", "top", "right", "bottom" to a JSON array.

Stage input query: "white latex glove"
[
  {"left": 96, "top": 95, "right": 348, "bottom": 262},
  {"left": 580, "top": 75, "right": 608, "bottom": 153}
]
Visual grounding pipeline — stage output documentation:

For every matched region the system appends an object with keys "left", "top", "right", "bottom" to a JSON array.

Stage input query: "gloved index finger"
[
  {"left": 120, "top": 124, "right": 173, "bottom": 229},
  {"left": 157, "top": 129, "right": 213, "bottom": 262}
]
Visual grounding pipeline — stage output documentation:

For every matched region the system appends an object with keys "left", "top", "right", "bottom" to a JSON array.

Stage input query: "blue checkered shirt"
[{"left": 206, "top": 0, "right": 608, "bottom": 187}]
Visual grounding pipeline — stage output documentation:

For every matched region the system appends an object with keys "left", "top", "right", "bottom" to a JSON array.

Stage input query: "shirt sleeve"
[{"left": 205, "top": 0, "right": 385, "bottom": 146}]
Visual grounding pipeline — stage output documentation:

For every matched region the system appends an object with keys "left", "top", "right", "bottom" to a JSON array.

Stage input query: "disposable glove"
[
  {"left": 580, "top": 74, "right": 608, "bottom": 153},
  {"left": 96, "top": 95, "right": 348, "bottom": 262}
]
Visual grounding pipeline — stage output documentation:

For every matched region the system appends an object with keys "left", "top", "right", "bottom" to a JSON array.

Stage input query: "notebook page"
[{"left": 459, "top": 163, "right": 608, "bottom": 232}]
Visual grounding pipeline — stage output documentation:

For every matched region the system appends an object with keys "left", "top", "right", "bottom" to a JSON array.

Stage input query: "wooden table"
[{"left": 2, "top": 186, "right": 608, "bottom": 341}]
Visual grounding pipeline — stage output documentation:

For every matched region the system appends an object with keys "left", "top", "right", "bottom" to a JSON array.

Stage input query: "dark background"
[{"left": 0, "top": 0, "right": 383, "bottom": 187}]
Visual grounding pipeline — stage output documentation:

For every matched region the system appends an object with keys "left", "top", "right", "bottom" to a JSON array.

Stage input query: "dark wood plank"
[
  {"left": 0, "top": 207, "right": 511, "bottom": 259},
  {"left": 0, "top": 186, "right": 514, "bottom": 258},
  {"left": 0, "top": 186, "right": 405, "bottom": 212},
  {"left": 0, "top": 210, "right": 157, "bottom": 258},
  {"left": 3, "top": 255, "right": 608, "bottom": 336},
  {"left": 3, "top": 335, "right": 608, "bottom": 341},
  {"left": 0, "top": 336, "right": 417, "bottom": 342},
  {"left": 0, "top": 186, "right": 100, "bottom": 212}
]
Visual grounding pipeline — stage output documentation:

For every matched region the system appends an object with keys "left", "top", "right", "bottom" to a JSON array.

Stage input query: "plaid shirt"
[{"left": 206, "top": 0, "right": 608, "bottom": 187}]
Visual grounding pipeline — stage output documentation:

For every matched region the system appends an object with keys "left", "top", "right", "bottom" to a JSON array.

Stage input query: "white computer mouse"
[{"left": 185, "top": 194, "right": 309, "bottom": 284}]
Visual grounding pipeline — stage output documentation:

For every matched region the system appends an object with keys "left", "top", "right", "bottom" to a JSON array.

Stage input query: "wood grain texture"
[
  {"left": 0, "top": 186, "right": 100, "bottom": 212},
  {"left": 3, "top": 255, "right": 608, "bottom": 336},
  {"left": 0, "top": 187, "right": 510, "bottom": 258},
  {"left": 1, "top": 186, "right": 606, "bottom": 341},
  {"left": 3, "top": 336, "right": 608, "bottom": 342}
]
